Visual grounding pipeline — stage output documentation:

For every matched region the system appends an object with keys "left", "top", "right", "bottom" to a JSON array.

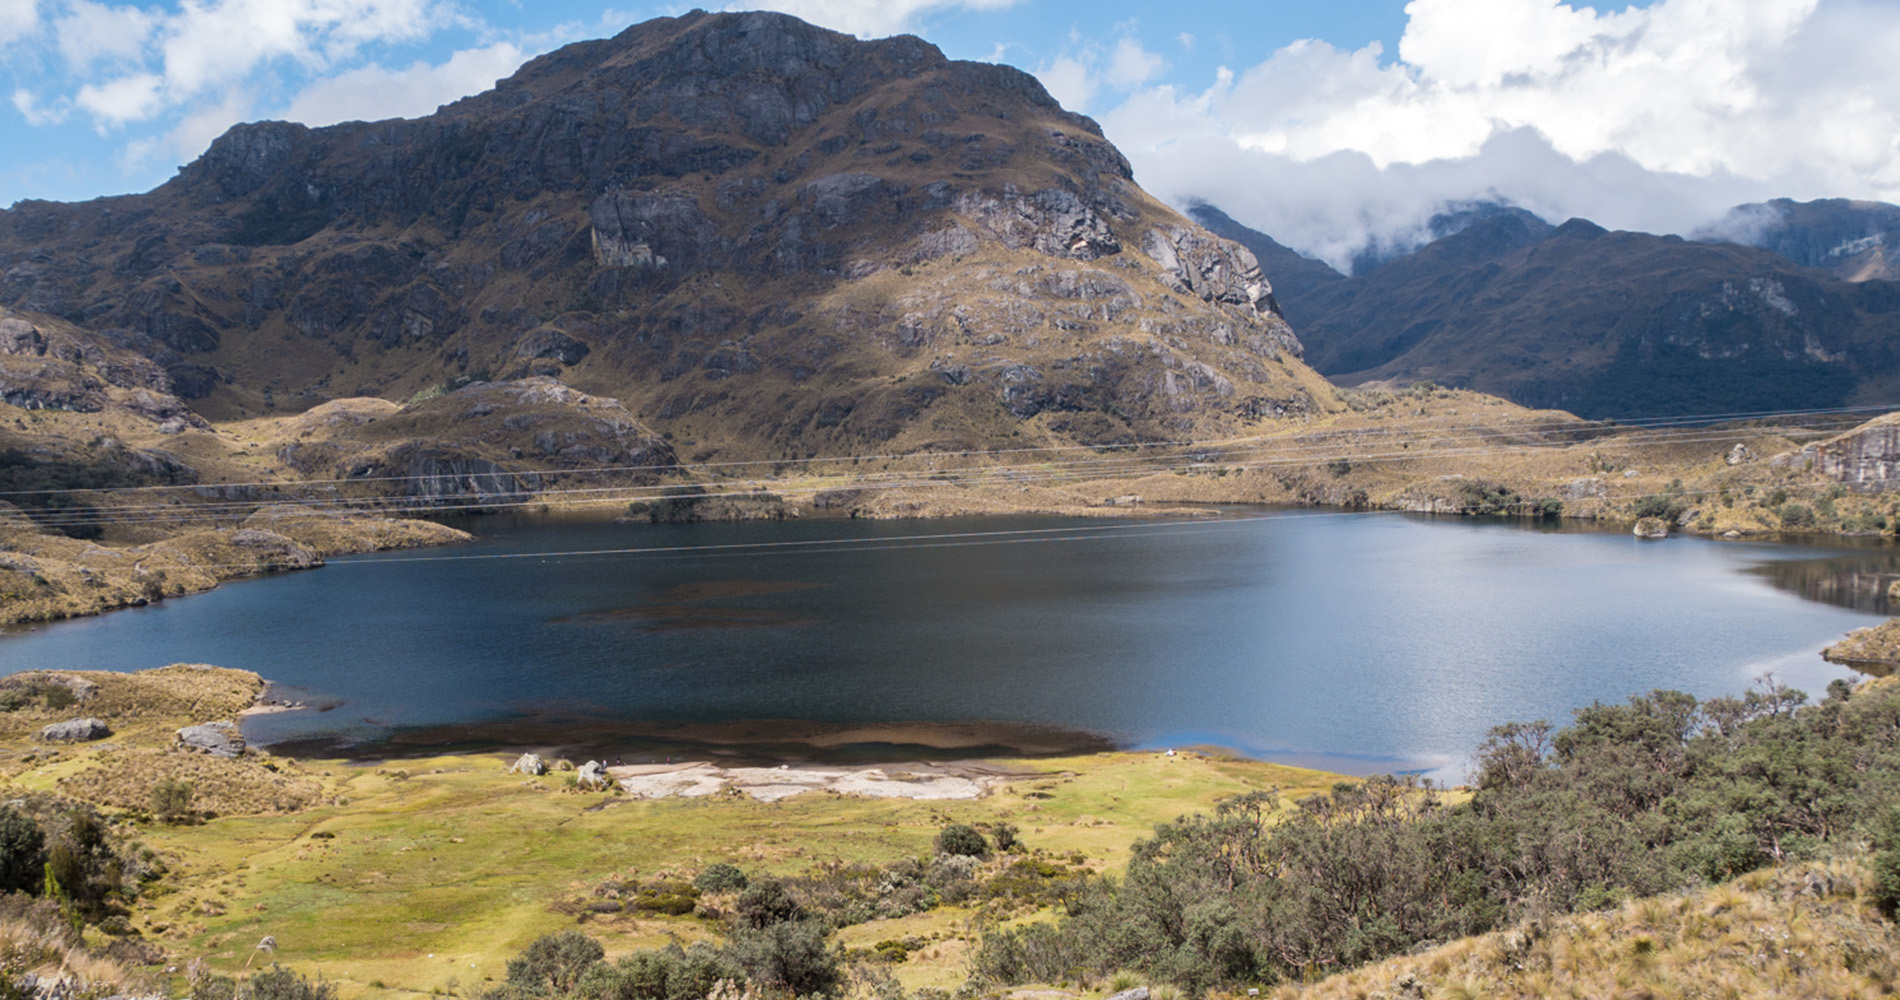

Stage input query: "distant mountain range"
[{"left": 1193, "top": 200, "right": 1900, "bottom": 418}]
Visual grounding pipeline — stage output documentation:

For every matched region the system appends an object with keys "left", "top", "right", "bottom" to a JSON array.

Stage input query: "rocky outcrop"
[
  {"left": 176, "top": 721, "right": 246, "bottom": 758},
  {"left": 39, "top": 717, "right": 110, "bottom": 742},
  {"left": 1145, "top": 226, "right": 1277, "bottom": 319},
  {"left": 576, "top": 760, "right": 612, "bottom": 789},
  {"left": 508, "top": 753, "right": 548, "bottom": 775},
  {"left": 1774, "top": 415, "right": 1900, "bottom": 488}
]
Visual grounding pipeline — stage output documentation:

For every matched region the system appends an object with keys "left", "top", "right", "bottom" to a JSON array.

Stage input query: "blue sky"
[{"left": 4, "top": 0, "right": 1897, "bottom": 267}]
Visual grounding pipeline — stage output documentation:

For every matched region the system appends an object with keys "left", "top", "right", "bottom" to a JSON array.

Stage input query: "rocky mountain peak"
[{"left": 0, "top": 11, "right": 1327, "bottom": 471}]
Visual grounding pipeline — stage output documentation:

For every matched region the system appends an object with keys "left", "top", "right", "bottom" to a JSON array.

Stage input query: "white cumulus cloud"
[
  {"left": 1097, "top": 0, "right": 1900, "bottom": 270},
  {"left": 54, "top": 0, "right": 159, "bottom": 70},
  {"left": 280, "top": 41, "right": 526, "bottom": 127},
  {"left": 0, "top": 0, "right": 39, "bottom": 43},
  {"left": 730, "top": 0, "right": 1022, "bottom": 39}
]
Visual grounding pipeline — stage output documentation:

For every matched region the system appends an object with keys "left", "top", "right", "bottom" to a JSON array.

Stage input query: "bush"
[
  {"left": 729, "top": 919, "right": 842, "bottom": 998},
  {"left": 579, "top": 943, "right": 736, "bottom": 1000},
  {"left": 694, "top": 863, "right": 749, "bottom": 894},
  {"left": 1779, "top": 503, "right": 1817, "bottom": 528},
  {"left": 505, "top": 930, "right": 604, "bottom": 998},
  {"left": 248, "top": 965, "right": 338, "bottom": 1000},
  {"left": 153, "top": 778, "right": 195, "bottom": 824},
  {"left": 935, "top": 824, "right": 988, "bottom": 858},
  {"left": 1874, "top": 807, "right": 1900, "bottom": 920},
  {"left": 1632, "top": 494, "right": 1689, "bottom": 522},
  {"left": 736, "top": 878, "right": 805, "bottom": 929},
  {"left": 0, "top": 807, "right": 44, "bottom": 895}
]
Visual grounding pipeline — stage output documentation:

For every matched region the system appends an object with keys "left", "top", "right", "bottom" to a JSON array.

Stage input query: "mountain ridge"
[{"left": 1, "top": 9, "right": 1328, "bottom": 487}]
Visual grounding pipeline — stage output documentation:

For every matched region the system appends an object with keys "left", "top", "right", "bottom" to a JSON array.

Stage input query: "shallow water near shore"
[{"left": 2, "top": 510, "right": 1890, "bottom": 781}]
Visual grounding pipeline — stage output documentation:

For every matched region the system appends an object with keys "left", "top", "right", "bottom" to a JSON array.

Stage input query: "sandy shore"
[{"left": 607, "top": 758, "right": 1041, "bottom": 801}]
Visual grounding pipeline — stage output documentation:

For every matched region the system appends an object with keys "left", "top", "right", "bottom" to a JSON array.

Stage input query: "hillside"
[
  {"left": 1707, "top": 197, "right": 1900, "bottom": 283},
  {"left": 1208, "top": 207, "right": 1900, "bottom": 418},
  {"left": 0, "top": 10, "right": 1329, "bottom": 490}
]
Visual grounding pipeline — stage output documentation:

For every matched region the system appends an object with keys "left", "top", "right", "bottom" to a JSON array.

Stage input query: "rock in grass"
[
  {"left": 176, "top": 721, "right": 245, "bottom": 758},
  {"left": 576, "top": 760, "right": 612, "bottom": 790},
  {"left": 508, "top": 753, "right": 548, "bottom": 776},
  {"left": 39, "top": 717, "right": 110, "bottom": 742},
  {"left": 1104, "top": 989, "right": 1150, "bottom": 1000}
]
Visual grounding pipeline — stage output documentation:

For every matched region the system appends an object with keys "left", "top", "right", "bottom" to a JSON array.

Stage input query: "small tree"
[
  {"left": 153, "top": 778, "right": 195, "bottom": 824},
  {"left": 935, "top": 824, "right": 988, "bottom": 858}
]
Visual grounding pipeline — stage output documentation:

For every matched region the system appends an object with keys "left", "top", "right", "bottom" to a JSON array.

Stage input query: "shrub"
[
  {"left": 578, "top": 943, "right": 736, "bottom": 1000},
  {"left": 248, "top": 965, "right": 338, "bottom": 1000},
  {"left": 1874, "top": 807, "right": 1900, "bottom": 920},
  {"left": 0, "top": 807, "right": 44, "bottom": 895},
  {"left": 153, "top": 778, "right": 195, "bottom": 824},
  {"left": 505, "top": 930, "right": 604, "bottom": 998},
  {"left": 935, "top": 824, "right": 988, "bottom": 858},
  {"left": 1779, "top": 503, "right": 1816, "bottom": 528},
  {"left": 735, "top": 878, "right": 804, "bottom": 929},
  {"left": 694, "top": 863, "right": 749, "bottom": 894},
  {"left": 729, "top": 919, "right": 842, "bottom": 998},
  {"left": 1632, "top": 494, "right": 1688, "bottom": 522}
]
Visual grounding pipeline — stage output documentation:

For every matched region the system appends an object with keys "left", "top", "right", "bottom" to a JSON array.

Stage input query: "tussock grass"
[
  {"left": 58, "top": 748, "right": 326, "bottom": 816},
  {"left": 1275, "top": 860, "right": 1900, "bottom": 1000}
]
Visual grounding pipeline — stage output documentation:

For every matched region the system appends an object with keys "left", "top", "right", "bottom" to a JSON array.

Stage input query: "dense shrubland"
[{"left": 971, "top": 678, "right": 1900, "bottom": 993}]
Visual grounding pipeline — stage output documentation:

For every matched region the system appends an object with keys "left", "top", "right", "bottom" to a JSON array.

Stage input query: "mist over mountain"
[{"left": 1207, "top": 203, "right": 1900, "bottom": 419}]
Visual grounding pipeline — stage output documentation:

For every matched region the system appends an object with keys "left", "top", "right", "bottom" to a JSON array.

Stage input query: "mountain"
[
  {"left": 0, "top": 10, "right": 1330, "bottom": 489},
  {"left": 1703, "top": 197, "right": 1900, "bottom": 283},
  {"left": 1186, "top": 203, "right": 1344, "bottom": 303},
  {"left": 1212, "top": 206, "right": 1900, "bottom": 418}
]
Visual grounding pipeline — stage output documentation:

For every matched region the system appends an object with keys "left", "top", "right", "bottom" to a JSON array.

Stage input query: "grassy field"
[{"left": 0, "top": 667, "right": 1344, "bottom": 999}]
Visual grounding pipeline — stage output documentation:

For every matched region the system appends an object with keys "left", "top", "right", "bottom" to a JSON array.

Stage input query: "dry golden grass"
[
  {"left": 1274, "top": 860, "right": 1900, "bottom": 1000},
  {"left": 58, "top": 748, "right": 326, "bottom": 816}
]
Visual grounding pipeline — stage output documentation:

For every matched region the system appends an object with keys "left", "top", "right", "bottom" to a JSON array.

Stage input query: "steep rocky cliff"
[{"left": 0, "top": 11, "right": 1327, "bottom": 479}]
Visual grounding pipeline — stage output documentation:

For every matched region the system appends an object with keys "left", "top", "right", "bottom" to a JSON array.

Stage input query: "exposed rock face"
[
  {"left": 177, "top": 721, "right": 246, "bottom": 757},
  {"left": 508, "top": 753, "right": 548, "bottom": 775},
  {"left": 0, "top": 11, "right": 1323, "bottom": 462},
  {"left": 39, "top": 717, "right": 110, "bottom": 742},
  {"left": 1774, "top": 415, "right": 1900, "bottom": 488}
]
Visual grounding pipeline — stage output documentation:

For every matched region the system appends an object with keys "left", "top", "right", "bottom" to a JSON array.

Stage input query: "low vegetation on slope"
[{"left": 968, "top": 678, "right": 1900, "bottom": 993}]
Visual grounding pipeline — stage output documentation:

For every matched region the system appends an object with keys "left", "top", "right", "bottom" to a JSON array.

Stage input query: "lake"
[{"left": 2, "top": 510, "right": 1890, "bottom": 781}]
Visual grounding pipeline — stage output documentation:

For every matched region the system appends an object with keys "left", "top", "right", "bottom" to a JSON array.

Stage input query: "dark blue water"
[{"left": 1, "top": 511, "right": 1886, "bottom": 779}]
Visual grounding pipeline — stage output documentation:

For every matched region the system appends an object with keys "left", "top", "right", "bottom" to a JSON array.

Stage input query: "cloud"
[
  {"left": 54, "top": 1, "right": 159, "bottom": 70},
  {"left": 51, "top": 0, "right": 449, "bottom": 131},
  {"left": 11, "top": 88, "right": 67, "bottom": 125},
  {"left": 1033, "top": 26, "right": 1167, "bottom": 114},
  {"left": 730, "top": 0, "right": 1021, "bottom": 38},
  {"left": 1106, "top": 36, "right": 1164, "bottom": 89},
  {"left": 1096, "top": 0, "right": 1900, "bottom": 269},
  {"left": 280, "top": 41, "right": 526, "bottom": 127},
  {"left": 74, "top": 71, "right": 162, "bottom": 125},
  {"left": 0, "top": 0, "right": 39, "bottom": 43}
]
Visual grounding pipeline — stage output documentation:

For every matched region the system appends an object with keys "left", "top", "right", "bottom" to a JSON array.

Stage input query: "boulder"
[
  {"left": 1633, "top": 517, "right": 1670, "bottom": 539},
  {"left": 1727, "top": 443, "right": 1755, "bottom": 465},
  {"left": 39, "top": 718, "right": 110, "bottom": 742},
  {"left": 176, "top": 721, "right": 245, "bottom": 758},
  {"left": 1104, "top": 989, "right": 1150, "bottom": 1000},
  {"left": 576, "top": 760, "right": 612, "bottom": 790},
  {"left": 508, "top": 753, "right": 548, "bottom": 775}
]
